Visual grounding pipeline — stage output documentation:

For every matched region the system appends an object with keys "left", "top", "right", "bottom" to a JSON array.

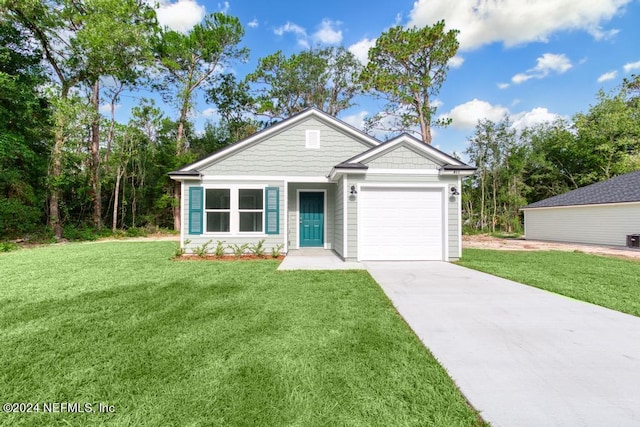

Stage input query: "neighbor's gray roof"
[{"left": 522, "top": 170, "right": 640, "bottom": 209}]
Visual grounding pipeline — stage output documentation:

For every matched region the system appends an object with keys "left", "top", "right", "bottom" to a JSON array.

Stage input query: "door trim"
[
  {"left": 296, "top": 189, "right": 328, "bottom": 249},
  {"left": 356, "top": 183, "right": 448, "bottom": 261}
]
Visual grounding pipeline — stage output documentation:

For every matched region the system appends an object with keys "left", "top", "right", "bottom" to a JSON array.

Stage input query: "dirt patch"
[{"left": 463, "top": 234, "right": 640, "bottom": 261}]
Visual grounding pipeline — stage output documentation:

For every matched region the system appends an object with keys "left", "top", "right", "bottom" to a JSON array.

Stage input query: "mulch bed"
[{"left": 176, "top": 254, "right": 285, "bottom": 261}]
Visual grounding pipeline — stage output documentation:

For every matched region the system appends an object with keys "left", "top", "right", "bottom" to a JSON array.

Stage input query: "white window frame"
[
  {"left": 305, "top": 129, "right": 320, "bottom": 149},
  {"left": 203, "top": 185, "right": 267, "bottom": 236}
]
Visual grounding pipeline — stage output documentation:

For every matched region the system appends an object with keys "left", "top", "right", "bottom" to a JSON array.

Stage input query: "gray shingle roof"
[{"left": 522, "top": 170, "right": 640, "bottom": 209}]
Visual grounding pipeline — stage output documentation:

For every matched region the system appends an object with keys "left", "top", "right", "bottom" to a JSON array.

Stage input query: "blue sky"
[{"left": 112, "top": 0, "right": 640, "bottom": 156}]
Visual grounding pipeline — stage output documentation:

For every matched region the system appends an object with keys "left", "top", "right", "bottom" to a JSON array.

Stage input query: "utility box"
[{"left": 627, "top": 234, "right": 640, "bottom": 248}]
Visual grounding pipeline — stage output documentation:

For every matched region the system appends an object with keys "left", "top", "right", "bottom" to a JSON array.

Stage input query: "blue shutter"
[
  {"left": 265, "top": 187, "right": 279, "bottom": 235},
  {"left": 188, "top": 187, "right": 203, "bottom": 234}
]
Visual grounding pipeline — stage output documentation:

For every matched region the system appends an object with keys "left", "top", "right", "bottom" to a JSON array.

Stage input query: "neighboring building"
[
  {"left": 521, "top": 170, "right": 640, "bottom": 247},
  {"left": 169, "top": 108, "right": 475, "bottom": 261}
]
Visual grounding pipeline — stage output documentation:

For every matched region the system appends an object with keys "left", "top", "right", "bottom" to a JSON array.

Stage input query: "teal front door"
[{"left": 299, "top": 192, "right": 324, "bottom": 247}]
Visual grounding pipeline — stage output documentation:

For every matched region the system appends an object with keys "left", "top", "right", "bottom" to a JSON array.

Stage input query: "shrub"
[
  {"left": 248, "top": 239, "right": 266, "bottom": 257},
  {"left": 271, "top": 243, "right": 284, "bottom": 258},
  {"left": 125, "top": 227, "right": 147, "bottom": 238},
  {"left": 0, "top": 242, "right": 19, "bottom": 252},
  {"left": 214, "top": 240, "right": 226, "bottom": 258},
  {"left": 193, "top": 240, "right": 212, "bottom": 258},
  {"left": 227, "top": 243, "right": 249, "bottom": 258}
]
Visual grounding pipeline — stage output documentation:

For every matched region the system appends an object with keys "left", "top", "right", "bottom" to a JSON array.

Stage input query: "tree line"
[
  {"left": 0, "top": 0, "right": 458, "bottom": 240},
  {"left": 463, "top": 77, "right": 640, "bottom": 234}
]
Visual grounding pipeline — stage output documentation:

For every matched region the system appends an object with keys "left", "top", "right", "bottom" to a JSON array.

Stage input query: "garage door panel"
[{"left": 359, "top": 187, "right": 444, "bottom": 261}]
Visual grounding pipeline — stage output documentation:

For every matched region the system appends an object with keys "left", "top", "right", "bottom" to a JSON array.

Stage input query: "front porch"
[{"left": 277, "top": 248, "right": 365, "bottom": 270}]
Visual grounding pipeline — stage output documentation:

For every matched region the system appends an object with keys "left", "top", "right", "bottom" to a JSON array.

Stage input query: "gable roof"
[
  {"left": 339, "top": 133, "right": 472, "bottom": 169},
  {"left": 176, "top": 107, "right": 380, "bottom": 173},
  {"left": 522, "top": 170, "right": 640, "bottom": 209}
]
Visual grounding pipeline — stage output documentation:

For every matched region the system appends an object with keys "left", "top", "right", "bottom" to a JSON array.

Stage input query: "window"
[
  {"left": 205, "top": 189, "right": 230, "bottom": 232},
  {"left": 204, "top": 187, "right": 266, "bottom": 234},
  {"left": 306, "top": 129, "right": 320, "bottom": 148},
  {"left": 239, "top": 189, "right": 263, "bottom": 232}
]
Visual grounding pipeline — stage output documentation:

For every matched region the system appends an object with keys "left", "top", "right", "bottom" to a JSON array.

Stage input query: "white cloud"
[
  {"left": 511, "top": 53, "right": 572, "bottom": 84},
  {"left": 597, "top": 70, "right": 618, "bottom": 82},
  {"left": 155, "top": 0, "right": 205, "bottom": 33},
  {"left": 448, "top": 55, "right": 465, "bottom": 68},
  {"left": 247, "top": 18, "right": 259, "bottom": 28},
  {"left": 623, "top": 60, "right": 640, "bottom": 73},
  {"left": 199, "top": 108, "right": 219, "bottom": 120},
  {"left": 511, "top": 107, "right": 562, "bottom": 130},
  {"left": 274, "top": 21, "right": 309, "bottom": 48},
  {"left": 440, "top": 100, "right": 563, "bottom": 131},
  {"left": 497, "top": 82, "right": 510, "bottom": 89},
  {"left": 589, "top": 26, "right": 620, "bottom": 40},
  {"left": 407, "top": 0, "right": 630, "bottom": 51},
  {"left": 342, "top": 110, "right": 368, "bottom": 130},
  {"left": 217, "top": 1, "right": 229, "bottom": 13},
  {"left": 441, "top": 99, "right": 509, "bottom": 130},
  {"left": 99, "top": 103, "right": 121, "bottom": 114},
  {"left": 348, "top": 37, "right": 376, "bottom": 64},
  {"left": 312, "top": 19, "right": 343, "bottom": 45},
  {"left": 431, "top": 99, "right": 444, "bottom": 109}
]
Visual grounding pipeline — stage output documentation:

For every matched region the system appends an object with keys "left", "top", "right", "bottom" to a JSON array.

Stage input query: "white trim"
[
  {"left": 296, "top": 189, "right": 328, "bottom": 249},
  {"left": 305, "top": 129, "right": 320, "bottom": 148},
  {"left": 439, "top": 169, "right": 475, "bottom": 176},
  {"left": 521, "top": 200, "right": 640, "bottom": 211},
  {"left": 201, "top": 184, "right": 267, "bottom": 236},
  {"left": 366, "top": 168, "right": 440, "bottom": 175},
  {"left": 343, "top": 177, "right": 348, "bottom": 259},
  {"left": 181, "top": 109, "right": 380, "bottom": 172},
  {"left": 356, "top": 183, "right": 448, "bottom": 262},
  {"left": 458, "top": 176, "right": 462, "bottom": 259},
  {"left": 348, "top": 135, "right": 464, "bottom": 166},
  {"left": 283, "top": 180, "right": 288, "bottom": 253},
  {"left": 180, "top": 181, "right": 185, "bottom": 247},
  {"left": 202, "top": 175, "right": 331, "bottom": 183}
]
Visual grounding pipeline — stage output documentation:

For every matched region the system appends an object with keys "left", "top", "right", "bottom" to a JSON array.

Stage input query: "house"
[
  {"left": 169, "top": 108, "right": 475, "bottom": 261},
  {"left": 521, "top": 170, "right": 640, "bottom": 247}
]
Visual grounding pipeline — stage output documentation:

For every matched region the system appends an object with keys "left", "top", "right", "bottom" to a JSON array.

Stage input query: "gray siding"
[
  {"left": 344, "top": 174, "right": 460, "bottom": 261},
  {"left": 363, "top": 145, "right": 440, "bottom": 169},
  {"left": 287, "top": 183, "right": 335, "bottom": 249},
  {"left": 524, "top": 203, "right": 640, "bottom": 246},
  {"left": 182, "top": 180, "right": 285, "bottom": 255},
  {"left": 333, "top": 177, "right": 344, "bottom": 257},
  {"left": 200, "top": 117, "right": 374, "bottom": 176}
]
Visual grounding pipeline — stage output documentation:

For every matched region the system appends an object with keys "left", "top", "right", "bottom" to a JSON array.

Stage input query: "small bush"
[
  {"left": 248, "top": 239, "right": 266, "bottom": 257},
  {"left": 125, "top": 227, "right": 147, "bottom": 238},
  {"left": 214, "top": 240, "right": 226, "bottom": 258},
  {"left": 193, "top": 240, "right": 212, "bottom": 258},
  {"left": 271, "top": 243, "right": 284, "bottom": 258},
  {"left": 228, "top": 243, "right": 249, "bottom": 258},
  {"left": 0, "top": 242, "right": 19, "bottom": 252}
]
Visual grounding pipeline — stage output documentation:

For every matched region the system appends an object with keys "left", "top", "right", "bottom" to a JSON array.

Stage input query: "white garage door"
[{"left": 359, "top": 187, "right": 444, "bottom": 261}]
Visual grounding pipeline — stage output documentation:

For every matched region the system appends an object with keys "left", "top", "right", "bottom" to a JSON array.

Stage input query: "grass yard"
[
  {"left": 0, "top": 242, "right": 484, "bottom": 427},
  {"left": 458, "top": 249, "right": 640, "bottom": 317}
]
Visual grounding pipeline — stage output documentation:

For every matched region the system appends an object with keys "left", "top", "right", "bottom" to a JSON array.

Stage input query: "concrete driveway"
[{"left": 365, "top": 261, "right": 640, "bottom": 427}]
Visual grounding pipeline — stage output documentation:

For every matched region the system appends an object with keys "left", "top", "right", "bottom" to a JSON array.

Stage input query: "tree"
[
  {"left": 361, "top": 21, "right": 459, "bottom": 144},
  {"left": 3, "top": 0, "right": 157, "bottom": 235},
  {"left": 246, "top": 46, "right": 363, "bottom": 119},
  {"left": 155, "top": 12, "right": 248, "bottom": 154},
  {"left": 0, "top": 17, "right": 51, "bottom": 236}
]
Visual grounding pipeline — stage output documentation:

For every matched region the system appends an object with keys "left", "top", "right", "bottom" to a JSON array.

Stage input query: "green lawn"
[
  {"left": 458, "top": 249, "right": 640, "bottom": 317},
  {"left": 0, "top": 242, "right": 483, "bottom": 426}
]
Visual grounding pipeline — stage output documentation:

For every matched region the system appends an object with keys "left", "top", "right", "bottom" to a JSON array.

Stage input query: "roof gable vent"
[{"left": 306, "top": 129, "right": 320, "bottom": 149}]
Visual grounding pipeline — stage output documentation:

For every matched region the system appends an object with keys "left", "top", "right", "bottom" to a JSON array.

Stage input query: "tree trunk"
[
  {"left": 49, "top": 128, "right": 64, "bottom": 240},
  {"left": 90, "top": 80, "right": 102, "bottom": 229},
  {"left": 112, "top": 164, "right": 122, "bottom": 232},
  {"left": 173, "top": 182, "right": 181, "bottom": 231}
]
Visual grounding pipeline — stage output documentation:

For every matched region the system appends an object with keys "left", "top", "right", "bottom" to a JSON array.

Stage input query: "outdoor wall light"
[
  {"left": 350, "top": 185, "right": 357, "bottom": 195},
  {"left": 450, "top": 186, "right": 460, "bottom": 196}
]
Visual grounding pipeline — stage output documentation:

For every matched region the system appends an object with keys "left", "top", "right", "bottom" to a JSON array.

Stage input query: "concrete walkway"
[
  {"left": 365, "top": 261, "right": 640, "bottom": 427},
  {"left": 278, "top": 248, "right": 365, "bottom": 270}
]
